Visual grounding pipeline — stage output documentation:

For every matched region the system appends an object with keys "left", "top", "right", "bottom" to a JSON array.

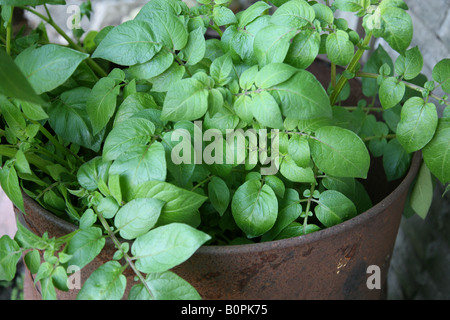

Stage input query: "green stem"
[
  {"left": 21, "top": 6, "right": 107, "bottom": 78},
  {"left": 331, "top": 62, "right": 337, "bottom": 89},
  {"left": 0, "top": 145, "right": 54, "bottom": 175},
  {"left": 96, "top": 211, "right": 155, "bottom": 300},
  {"left": 191, "top": 175, "right": 213, "bottom": 192},
  {"left": 6, "top": 7, "right": 13, "bottom": 56},
  {"left": 303, "top": 182, "right": 316, "bottom": 234},
  {"left": 210, "top": 22, "right": 223, "bottom": 37},
  {"left": 356, "top": 71, "right": 450, "bottom": 106},
  {"left": 330, "top": 32, "right": 373, "bottom": 105},
  {"left": 29, "top": 119, "right": 84, "bottom": 165},
  {"left": 363, "top": 133, "right": 396, "bottom": 142}
]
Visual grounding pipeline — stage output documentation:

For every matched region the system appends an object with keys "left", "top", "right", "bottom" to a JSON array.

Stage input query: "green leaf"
[
  {"left": 77, "top": 261, "right": 126, "bottom": 300},
  {"left": 149, "top": 62, "right": 185, "bottom": 92},
  {"left": 161, "top": 78, "right": 208, "bottom": 121},
  {"left": 254, "top": 24, "right": 296, "bottom": 67},
  {"left": 238, "top": 1, "right": 271, "bottom": 27},
  {"left": 315, "top": 190, "right": 357, "bottom": 228},
  {"left": 264, "top": 175, "right": 285, "bottom": 198},
  {"left": 432, "top": 59, "right": 450, "bottom": 93},
  {"left": 132, "top": 223, "right": 211, "bottom": 273},
  {"left": 326, "top": 30, "right": 354, "bottom": 66},
  {"left": 86, "top": 77, "right": 120, "bottom": 135},
  {"left": 135, "top": 7, "right": 188, "bottom": 50},
  {"left": 255, "top": 63, "right": 297, "bottom": 89},
  {"left": 312, "top": 3, "right": 334, "bottom": 25},
  {"left": 379, "top": 6, "right": 413, "bottom": 54},
  {"left": 422, "top": 118, "right": 450, "bottom": 184},
  {"left": 15, "top": 44, "right": 88, "bottom": 94},
  {"left": 410, "top": 163, "right": 433, "bottom": 219},
  {"left": 19, "top": 101, "right": 48, "bottom": 121},
  {"left": 261, "top": 188, "right": 301, "bottom": 241},
  {"left": 322, "top": 177, "right": 372, "bottom": 214},
  {"left": 310, "top": 126, "right": 370, "bottom": 178},
  {"left": 114, "top": 92, "right": 159, "bottom": 126},
  {"left": 0, "top": 236, "right": 22, "bottom": 281},
  {"left": 280, "top": 155, "right": 315, "bottom": 183},
  {"left": 114, "top": 198, "right": 165, "bottom": 240},
  {"left": 92, "top": 20, "right": 162, "bottom": 66},
  {"left": 0, "top": 165, "right": 24, "bottom": 213},
  {"left": 234, "top": 95, "right": 254, "bottom": 124},
  {"left": 48, "top": 87, "right": 104, "bottom": 152},
  {"left": 180, "top": 27, "right": 205, "bottom": 66},
  {"left": 288, "top": 134, "right": 310, "bottom": 168},
  {"left": 285, "top": 29, "right": 321, "bottom": 69},
  {"left": 213, "top": 6, "right": 237, "bottom": 26},
  {"left": 66, "top": 227, "right": 105, "bottom": 270},
  {"left": 251, "top": 91, "right": 284, "bottom": 129},
  {"left": 379, "top": 77, "right": 405, "bottom": 110},
  {"left": 103, "top": 118, "right": 155, "bottom": 161},
  {"left": 239, "top": 65, "right": 259, "bottom": 90},
  {"left": 382, "top": 138, "right": 411, "bottom": 181},
  {"left": 397, "top": 97, "right": 438, "bottom": 153},
  {"left": 271, "top": 70, "right": 332, "bottom": 120},
  {"left": 394, "top": 46, "right": 423, "bottom": 80},
  {"left": 129, "top": 271, "right": 201, "bottom": 300},
  {"left": 210, "top": 53, "right": 233, "bottom": 86},
  {"left": 77, "top": 156, "right": 111, "bottom": 191},
  {"left": 0, "top": 48, "right": 45, "bottom": 105},
  {"left": 333, "top": 0, "right": 369, "bottom": 12},
  {"left": 109, "top": 142, "right": 167, "bottom": 196},
  {"left": 127, "top": 50, "right": 174, "bottom": 80},
  {"left": 208, "top": 176, "right": 230, "bottom": 216},
  {"left": 231, "top": 179, "right": 278, "bottom": 238},
  {"left": 131, "top": 181, "right": 207, "bottom": 227},
  {"left": 271, "top": 0, "right": 315, "bottom": 28}
]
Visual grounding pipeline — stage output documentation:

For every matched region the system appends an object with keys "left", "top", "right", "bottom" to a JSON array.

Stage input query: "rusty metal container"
[{"left": 18, "top": 152, "right": 421, "bottom": 300}]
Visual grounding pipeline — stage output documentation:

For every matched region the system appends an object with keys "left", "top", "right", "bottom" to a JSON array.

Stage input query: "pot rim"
[{"left": 20, "top": 152, "right": 422, "bottom": 255}]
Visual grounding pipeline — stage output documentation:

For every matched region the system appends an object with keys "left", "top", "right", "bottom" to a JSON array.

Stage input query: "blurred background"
[{"left": 1, "top": 0, "right": 449, "bottom": 300}]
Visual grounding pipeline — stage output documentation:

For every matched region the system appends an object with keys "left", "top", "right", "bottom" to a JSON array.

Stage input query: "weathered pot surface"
[{"left": 17, "top": 152, "right": 422, "bottom": 300}]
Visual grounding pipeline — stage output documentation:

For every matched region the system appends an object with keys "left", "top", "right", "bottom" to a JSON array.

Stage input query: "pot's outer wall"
[{"left": 17, "top": 152, "right": 421, "bottom": 300}]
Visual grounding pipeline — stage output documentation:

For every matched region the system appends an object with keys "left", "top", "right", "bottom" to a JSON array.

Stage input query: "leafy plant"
[{"left": 0, "top": 0, "right": 449, "bottom": 300}]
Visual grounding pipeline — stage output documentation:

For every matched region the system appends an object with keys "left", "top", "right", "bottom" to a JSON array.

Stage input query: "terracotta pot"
[
  {"left": 16, "top": 59, "right": 421, "bottom": 300},
  {"left": 17, "top": 151, "right": 421, "bottom": 300}
]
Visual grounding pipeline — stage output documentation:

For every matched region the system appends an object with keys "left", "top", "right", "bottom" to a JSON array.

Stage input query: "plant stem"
[
  {"left": 303, "top": 182, "right": 316, "bottom": 234},
  {"left": 21, "top": 6, "right": 107, "bottom": 78},
  {"left": 96, "top": 211, "right": 155, "bottom": 300},
  {"left": 330, "top": 32, "right": 373, "bottom": 105},
  {"left": 191, "top": 175, "right": 213, "bottom": 192},
  {"left": 210, "top": 22, "right": 223, "bottom": 37},
  {"left": 331, "top": 62, "right": 337, "bottom": 89},
  {"left": 5, "top": 7, "right": 13, "bottom": 56},
  {"left": 356, "top": 71, "right": 450, "bottom": 106},
  {"left": 363, "top": 133, "right": 396, "bottom": 142}
]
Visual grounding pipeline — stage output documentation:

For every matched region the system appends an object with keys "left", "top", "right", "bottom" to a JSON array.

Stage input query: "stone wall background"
[{"left": 1, "top": 0, "right": 449, "bottom": 299}]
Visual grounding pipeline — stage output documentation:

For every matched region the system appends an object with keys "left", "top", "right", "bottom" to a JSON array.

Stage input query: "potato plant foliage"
[{"left": 0, "top": 0, "right": 449, "bottom": 300}]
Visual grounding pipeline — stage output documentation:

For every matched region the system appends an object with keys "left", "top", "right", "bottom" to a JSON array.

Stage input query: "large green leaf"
[
  {"left": 135, "top": 5, "right": 188, "bottom": 50},
  {"left": 379, "top": 77, "right": 405, "bottom": 110},
  {"left": 271, "top": 70, "right": 331, "bottom": 120},
  {"left": 0, "top": 49, "right": 45, "bottom": 105},
  {"left": 394, "top": 46, "right": 423, "bottom": 80},
  {"left": 251, "top": 91, "right": 284, "bottom": 129},
  {"left": 0, "top": 165, "right": 24, "bottom": 213},
  {"left": 48, "top": 87, "right": 104, "bottom": 152},
  {"left": 92, "top": 20, "right": 162, "bottom": 66},
  {"left": 410, "top": 163, "right": 433, "bottom": 219},
  {"left": 432, "top": 59, "right": 450, "bottom": 93},
  {"left": 86, "top": 77, "right": 120, "bottom": 135},
  {"left": 255, "top": 63, "right": 297, "bottom": 89},
  {"left": 382, "top": 138, "right": 411, "bottom": 181},
  {"left": 102, "top": 118, "right": 155, "bottom": 161},
  {"left": 114, "top": 198, "right": 165, "bottom": 240},
  {"left": 379, "top": 6, "right": 412, "bottom": 54},
  {"left": 326, "top": 30, "right": 354, "bottom": 66},
  {"left": 129, "top": 271, "right": 201, "bottom": 300},
  {"left": 254, "top": 24, "right": 296, "bottom": 67},
  {"left": 161, "top": 78, "right": 208, "bottom": 121},
  {"left": 310, "top": 126, "right": 370, "bottom": 178},
  {"left": 131, "top": 181, "right": 207, "bottom": 227},
  {"left": 231, "top": 179, "right": 278, "bottom": 238},
  {"left": 66, "top": 227, "right": 105, "bottom": 270},
  {"left": 315, "top": 190, "right": 357, "bottom": 228},
  {"left": 109, "top": 142, "right": 167, "bottom": 194},
  {"left": 271, "top": 0, "right": 315, "bottom": 28},
  {"left": 15, "top": 44, "right": 88, "bottom": 94},
  {"left": 208, "top": 176, "right": 230, "bottom": 216},
  {"left": 132, "top": 223, "right": 211, "bottom": 273},
  {"left": 422, "top": 118, "right": 450, "bottom": 184},
  {"left": 397, "top": 97, "right": 438, "bottom": 153},
  {"left": 285, "top": 29, "right": 321, "bottom": 69},
  {"left": 77, "top": 261, "right": 126, "bottom": 300},
  {"left": 0, "top": 236, "right": 22, "bottom": 281}
]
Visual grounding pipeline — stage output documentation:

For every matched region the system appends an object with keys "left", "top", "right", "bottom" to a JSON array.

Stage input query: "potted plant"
[{"left": 0, "top": 0, "right": 449, "bottom": 300}]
